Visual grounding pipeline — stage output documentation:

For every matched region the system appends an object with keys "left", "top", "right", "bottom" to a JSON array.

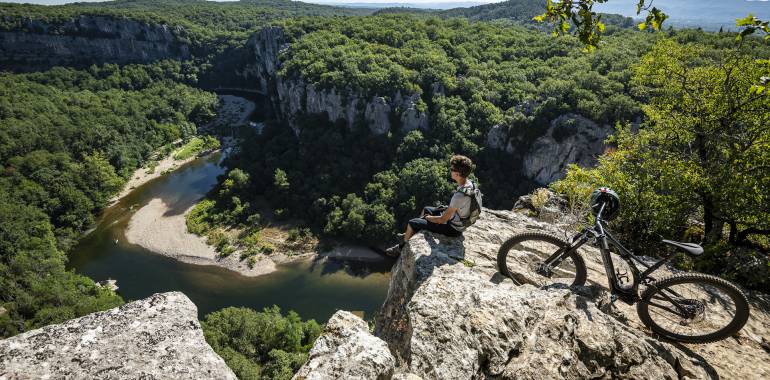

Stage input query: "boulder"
[
  {"left": 0, "top": 292, "right": 235, "bottom": 380},
  {"left": 512, "top": 188, "right": 579, "bottom": 227},
  {"left": 294, "top": 310, "right": 395, "bottom": 380}
]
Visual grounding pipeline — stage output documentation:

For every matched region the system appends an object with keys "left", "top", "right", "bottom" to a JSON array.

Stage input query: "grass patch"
[{"left": 173, "top": 136, "right": 220, "bottom": 160}]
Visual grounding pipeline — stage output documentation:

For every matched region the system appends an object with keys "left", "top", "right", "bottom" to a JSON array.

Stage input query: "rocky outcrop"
[
  {"left": 0, "top": 15, "right": 190, "bottom": 71},
  {"left": 297, "top": 192, "right": 770, "bottom": 379},
  {"left": 522, "top": 113, "right": 613, "bottom": 184},
  {"left": 249, "top": 26, "right": 429, "bottom": 135},
  {"left": 0, "top": 292, "right": 235, "bottom": 380},
  {"left": 373, "top": 209, "right": 711, "bottom": 379},
  {"left": 293, "top": 310, "right": 395, "bottom": 380}
]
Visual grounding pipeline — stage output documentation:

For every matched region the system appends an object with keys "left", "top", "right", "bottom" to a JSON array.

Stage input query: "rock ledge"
[{"left": 0, "top": 292, "right": 235, "bottom": 380}]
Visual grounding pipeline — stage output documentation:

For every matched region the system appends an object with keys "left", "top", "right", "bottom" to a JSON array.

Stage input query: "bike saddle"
[{"left": 661, "top": 240, "right": 704, "bottom": 256}]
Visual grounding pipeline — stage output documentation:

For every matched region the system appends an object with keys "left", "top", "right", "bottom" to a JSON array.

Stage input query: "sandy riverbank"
[
  {"left": 123, "top": 196, "right": 384, "bottom": 277},
  {"left": 125, "top": 198, "right": 287, "bottom": 277}
]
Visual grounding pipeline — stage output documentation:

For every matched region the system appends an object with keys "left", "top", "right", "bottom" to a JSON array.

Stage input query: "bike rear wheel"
[
  {"left": 637, "top": 273, "right": 750, "bottom": 343},
  {"left": 497, "top": 232, "right": 587, "bottom": 287}
]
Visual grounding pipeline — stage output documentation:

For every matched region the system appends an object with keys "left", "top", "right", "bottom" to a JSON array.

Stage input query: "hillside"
[{"left": 440, "top": 0, "right": 634, "bottom": 29}]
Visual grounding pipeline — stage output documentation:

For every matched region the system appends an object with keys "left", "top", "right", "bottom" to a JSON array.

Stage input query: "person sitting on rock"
[{"left": 384, "top": 155, "right": 481, "bottom": 257}]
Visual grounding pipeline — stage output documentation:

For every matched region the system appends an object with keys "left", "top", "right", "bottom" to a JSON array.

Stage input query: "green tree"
[
  {"left": 554, "top": 39, "right": 770, "bottom": 290},
  {"left": 201, "top": 306, "right": 321, "bottom": 380}
]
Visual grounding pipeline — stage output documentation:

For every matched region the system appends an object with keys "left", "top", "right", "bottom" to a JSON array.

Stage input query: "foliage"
[
  {"left": 201, "top": 306, "right": 321, "bottom": 380},
  {"left": 173, "top": 135, "right": 220, "bottom": 160},
  {"left": 196, "top": 17, "right": 766, "bottom": 250},
  {"left": 553, "top": 39, "right": 770, "bottom": 291},
  {"left": 0, "top": 191, "right": 123, "bottom": 337},
  {"left": 0, "top": 0, "right": 372, "bottom": 48},
  {"left": 0, "top": 62, "right": 217, "bottom": 337},
  {"left": 535, "top": 0, "right": 767, "bottom": 52}
]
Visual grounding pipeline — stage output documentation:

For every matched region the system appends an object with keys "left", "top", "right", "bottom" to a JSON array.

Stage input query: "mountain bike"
[{"left": 496, "top": 188, "right": 750, "bottom": 343}]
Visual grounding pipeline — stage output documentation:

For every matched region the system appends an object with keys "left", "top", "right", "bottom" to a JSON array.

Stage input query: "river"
[{"left": 67, "top": 153, "right": 392, "bottom": 322}]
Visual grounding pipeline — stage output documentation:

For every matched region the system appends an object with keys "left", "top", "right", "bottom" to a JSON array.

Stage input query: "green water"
[{"left": 67, "top": 153, "right": 392, "bottom": 322}]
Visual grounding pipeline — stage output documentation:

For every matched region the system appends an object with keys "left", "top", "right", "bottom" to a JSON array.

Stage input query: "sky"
[{"left": 2, "top": 0, "right": 497, "bottom": 4}]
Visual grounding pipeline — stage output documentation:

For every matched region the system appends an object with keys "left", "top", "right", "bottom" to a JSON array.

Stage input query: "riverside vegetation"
[{"left": 1, "top": 0, "right": 769, "bottom": 379}]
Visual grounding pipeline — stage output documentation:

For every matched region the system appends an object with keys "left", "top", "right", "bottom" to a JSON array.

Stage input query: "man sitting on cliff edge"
[{"left": 385, "top": 155, "right": 482, "bottom": 257}]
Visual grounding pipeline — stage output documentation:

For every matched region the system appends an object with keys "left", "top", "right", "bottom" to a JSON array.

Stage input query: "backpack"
[{"left": 457, "top": 182, "right": 483, "bottom": 228}]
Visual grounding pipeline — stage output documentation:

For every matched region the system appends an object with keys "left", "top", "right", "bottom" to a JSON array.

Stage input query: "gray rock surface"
[
  {"left": 0, "top": 292, "right": 235, "bottom": 380},
  {"left": 250, "top": 26, "right": 429, "bottom": 136},
  {"left": 512, "top": 188, "right": 579, "bottom": 227},
  {"left": 522, "top": 114, "right": 613, "bottom": 184},
  {"left": 0, "top": 16, "right": 190, "bottom": 71},
  {"left": 294, "top": 310, "right": 395, "bottom": 380},
  {"left": 373, "top": 207, "right": 770, "bottom": 379}
]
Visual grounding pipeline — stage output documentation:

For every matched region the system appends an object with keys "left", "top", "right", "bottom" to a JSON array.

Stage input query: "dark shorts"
[{"left": 407, "top": 206, "right": 462, "bottom": 237}]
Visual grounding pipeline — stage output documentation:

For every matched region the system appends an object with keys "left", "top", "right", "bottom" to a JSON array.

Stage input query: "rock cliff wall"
[
  {"left": 0, "top": 15, "right": 190, "bottom": 71},
  {"left": 249, "top": 26, "right": 429, "bottom": 136},
  {"left": 487, "top": 113, "right": 614, "bottom": 185},
  {"left": 0, "top": 292, "right": 235, "bottom": 379}
]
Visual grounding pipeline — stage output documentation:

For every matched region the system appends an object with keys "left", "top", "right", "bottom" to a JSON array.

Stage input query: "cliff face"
[
  {"left": 297, "top": 203, "right": 770, "bottom": 379},
  {"left": 0, "top": 15, "right": 190, "bottom": 71},
  {"left": 0, "top": 292, "right": 235, "bottom": 380},
  {"left": 522, "top": 114, "right": 613, "bottom": 184},
  {"left": 249, "top": 26, "right": 429, "bottom": 136},
  {"left": 487, "top": 114, "right": 614, "bottom": 185}
]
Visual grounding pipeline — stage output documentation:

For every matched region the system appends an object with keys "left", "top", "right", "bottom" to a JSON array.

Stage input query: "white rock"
[
  {"left": 0, "top": 292, "right": 236, "bottom": 380},
  {"left": 293, "top": 310, "right": 395, "bottom": 380},
  {"left": 375, "top": 209, "right": 711, "bottom": 380}
]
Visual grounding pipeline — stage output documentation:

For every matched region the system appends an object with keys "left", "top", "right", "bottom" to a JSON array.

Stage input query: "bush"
[
  {"left": 173, "top": 137, "right": 206, "bottom": 160},
  {"left": 207, "top": 230, "right": 230, "bottom": 252},
  {"left": 530, "top": 188, "right": 551, "bottom": 211},
  {"left": 201, "top": 306, "right": 321, "bottom": 380},
  {"left": 260, "top": 243, "right": 275, "bottom": 254}
]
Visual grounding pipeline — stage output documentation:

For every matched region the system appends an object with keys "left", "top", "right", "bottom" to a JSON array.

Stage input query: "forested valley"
[{"left": 1, "top": 1, "right": 768, "bottom": 379}]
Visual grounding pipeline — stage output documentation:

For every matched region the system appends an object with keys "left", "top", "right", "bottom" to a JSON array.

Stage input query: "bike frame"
[{"left": 539, "top": 203, "right": 691, "bottom": 315}]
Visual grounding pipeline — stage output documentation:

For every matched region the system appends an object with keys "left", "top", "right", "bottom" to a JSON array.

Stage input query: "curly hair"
[{"left": 450, "top": 155, "right": 475, "bottom": 178}]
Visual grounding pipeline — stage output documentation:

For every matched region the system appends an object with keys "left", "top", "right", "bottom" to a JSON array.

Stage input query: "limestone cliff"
[
  {"left": 249, "top": 26, "right": 429, "bottom": 136},
  {"left": 487, "top": 114, "right": 614, "bottom": 185},
  {"left": 0, "top": 15, "right": 190, "bottom": 71},
  {"left": 0, "top": 292, "right": 235, "bottom": 379},
  {"left": 297, "top": 204, "right": 770, "bottom": 379}
]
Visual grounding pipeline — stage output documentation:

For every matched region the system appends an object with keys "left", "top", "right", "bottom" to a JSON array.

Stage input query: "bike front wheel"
[
  {"left": 497, "top": 232, "right": 587, "bottom": 287},
  {"left": 637, "top": 273, "right": 750, "bottom": 343}
]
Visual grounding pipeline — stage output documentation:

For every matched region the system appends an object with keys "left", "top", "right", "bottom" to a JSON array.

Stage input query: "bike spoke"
[
  {"left": 645, "top": 281, "right": 738, "bottom": 338},
  {"left": 505, "top": 239, "right": 578, "bottom": 287}
]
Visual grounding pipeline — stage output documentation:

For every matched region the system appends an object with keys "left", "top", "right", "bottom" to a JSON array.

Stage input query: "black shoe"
[{"left": 384, "top": 244, "right": 401, "bottom": 258}]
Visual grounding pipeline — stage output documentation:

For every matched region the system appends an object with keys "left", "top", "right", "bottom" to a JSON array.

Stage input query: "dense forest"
[
  {"left": 0, "top": 0, "right": 372, "bottom": 45},
  {"left": 184, "top": 14, "right": 654, "bottom": 260},
  {"left": 0, "top": 62, "right": 216, "bottom": 336}
]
